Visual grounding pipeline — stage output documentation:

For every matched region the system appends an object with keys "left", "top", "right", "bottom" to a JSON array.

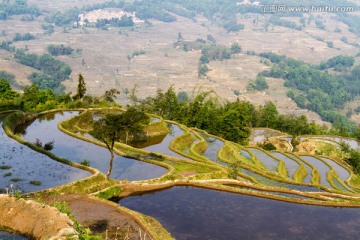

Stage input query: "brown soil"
[
  {"left": 0, "top": 195, "right": 77, "bottom": 240},
  {"left": 43, "top": 194, "right": 146, "bottom": 239}
]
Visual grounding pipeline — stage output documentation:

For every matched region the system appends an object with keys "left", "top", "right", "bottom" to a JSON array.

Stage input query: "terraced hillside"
[
  {"left": 59, "top": 109, "right": 360, "bottom": 203},
  {"left": 2, "top": 108, "right": 360, "bottom": 239}
]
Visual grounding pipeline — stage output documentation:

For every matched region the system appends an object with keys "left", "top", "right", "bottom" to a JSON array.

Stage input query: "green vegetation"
[
  {"left": 0, "top": 78, "right": 19, "bottom": 101},
  {"left": 74, "top": 74, "right": 86, "bottom": 101},
  {"left": 0, "top": 71, "right": 16, "bottom": 86},
  {"left": 320, "top": 55, "right": 355, "bottom": 72},
  {"left": 95, "top": 15, "right": 134, "bottom": 29},
  {"left": 269, "top": 16, "right": 302, "bottom": 31},
  {"left": 95, "top": 186, "right": 122, "bottom": 199},
  {"left": 14, "top": 49, "right": 72, "bottom": 92},
  {"left": 0, "top": 0, "right": 41, "bottom": 20},
  {"left": 43, "top": 0, "right": 244, "bottom": 32},
  {"left": 314, "top": 19, "right": 325, "bottom": 30},
  {"left": 33, "top": 138, "right": 54, "bottom": 151},
  {"left": 0, "top": 165, "right": 12, "bottom": 170},
  {"left": 47, "top": 44, "right": 74, "bottom": 56},
  {"left": 258, "top": 142, "right": 276, "bottom": 151},
  {"left": 29, "top": 180, "right": 41, "bottom": 186},
  {"left": 53, "top": 201, "right": 101, "bottom": 240},
  {"left": 90, "top": 107, "right": 149, "bottom": 177},
  {"left": 260, "top": 52, "right": 360, "bottom": 132},
  {"left": 3, "top": 172, "right": 12, "bottom": 177},
  {"left": 293, "top": 164, "right": 308, "bottom": 183},
  {"left": 128, "top": 50, "right": 146, "bottom": 61},
  {"left": 134, "top": 87, "right": 340, "bottom": 145},
  {"left": 326, "top": 41, "right": 334, "bottom": 48},
  {"left": 338, "top": 13, "right": 360, "bottom": 36},
  {"left": 230, "top": 43, "right": 242, "bottom": 54},
  {"left": 176, "top": 39, "right": 243, "bottom": 77},
  {"left": 13, "top": 32, "right": 35, "bottom": 42},
  {"left": 80, "top": 160, "right": 90, "bottom": 167},
  {"left": 11, "top": 178, "right": 23, "bottom": 182},
  {"left": 247, "top": 75, "right": 268, "bottom": 91}
]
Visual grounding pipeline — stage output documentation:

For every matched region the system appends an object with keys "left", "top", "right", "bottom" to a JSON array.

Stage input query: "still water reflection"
[
  {"left": 120, "top": 186, "right": 360, "bottom": 240},
  {"left": 16, "top": 112, "right": 167, "bottom": 181}
]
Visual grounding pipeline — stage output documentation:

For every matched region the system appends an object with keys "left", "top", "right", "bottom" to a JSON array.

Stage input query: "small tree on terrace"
[{"left": 90, "top": 107, "right": 149, "bottom": 178}]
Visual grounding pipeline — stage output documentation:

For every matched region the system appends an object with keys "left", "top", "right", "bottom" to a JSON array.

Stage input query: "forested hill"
[{"left": 259, "top": 53, "right": 360, "bottom": 131}]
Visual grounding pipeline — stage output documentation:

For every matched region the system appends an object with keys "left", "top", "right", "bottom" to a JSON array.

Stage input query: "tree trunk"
[
  {"left": 125, "top": 131, "right": 129, "bottom": 144},
  {"left": 106, "top": 150, "right": 114, "bottom": 178}
]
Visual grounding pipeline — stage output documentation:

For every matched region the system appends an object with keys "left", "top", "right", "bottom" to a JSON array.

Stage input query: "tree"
[
  {"left": 177, "top": 32, "right": 183, "bottom": 42},
  {"left": 198, "top": 64, "right": 209, "bottom": 77},
  {"left": 103, "top": 88, "right": 120, "bottom": 102},
  {"left": 260, "top": 101, "right": 279, "bottom": 128},
  {"left": 90, "top": 108, "right": 149, "bottom": 178},
  {"left": 75, "top": 74, "right": 86, "bottom": 100},
  {"left": 230, "top": 42, "right": 242, "bottom": 54},
  {"left": 0, "top": 78, "right": 19, "bottom": 101},
  {"left": 254, "top": 75, "right": 268, "bottom": 90},
  {"left": 247, "top": 75, "right": 268, "bottom": 91},
  {"left": 91, "top": 114, "right": 122, "bottom": 178},
  {"left": 0, "top": 78, "right": 11, "bottom": 95}
]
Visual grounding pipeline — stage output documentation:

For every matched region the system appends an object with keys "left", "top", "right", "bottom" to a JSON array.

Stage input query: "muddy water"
[
  {"left": 0, "top": 118, "right": 91, "bottom": 193},
  {"left": 16, "top": 112, "right": 167, "bottom": 181},
  {"left": 120, "top": 186, "right": 360, "bottom": 240}
]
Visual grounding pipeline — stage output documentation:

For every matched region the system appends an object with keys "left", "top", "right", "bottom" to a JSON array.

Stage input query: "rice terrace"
[{"left": 1, "top": 0, "right": 360, "bottom": 239}]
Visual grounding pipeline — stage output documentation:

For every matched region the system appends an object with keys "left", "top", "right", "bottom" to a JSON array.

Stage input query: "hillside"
[{"left": 0, "top": 0, "right": 360, "bottom": 126}]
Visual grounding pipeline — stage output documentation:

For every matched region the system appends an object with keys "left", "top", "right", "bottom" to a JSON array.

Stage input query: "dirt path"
[{"left": 43, "top": 194, "right": 147, "bottom": 239}]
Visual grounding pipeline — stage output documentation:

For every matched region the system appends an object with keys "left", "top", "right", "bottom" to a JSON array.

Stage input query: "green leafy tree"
[
  {"left": 0, "top": 78, "right": 19, "bottom": 100},
  {"left": 219, "top": 109, "right": 250, "bottom": 144},
  {"left": 90, "top": 114, "right": 122, "bottom": 178},
  {"left": 260, "top": 101, "right": 279, "bottom": 128},
  {"left": 90, "top": 108, "right": 149, "bottom": 178},
  {"left": 0, "top": 78, "right": 11, "bottom": 95}
]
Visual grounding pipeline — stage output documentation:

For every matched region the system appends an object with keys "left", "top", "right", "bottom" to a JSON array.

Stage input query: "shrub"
[
  {"left": 29, "top": 181, "right": 42, "bottom": 186},
  {"left": 80, "top": 160, "right": 90, "bottom": 167},
  {"left": 43, "top": 141, "right": 54, "bottom": 151},
  {"left": 258, "top": 142, "right": 276, "bottom": 151}
]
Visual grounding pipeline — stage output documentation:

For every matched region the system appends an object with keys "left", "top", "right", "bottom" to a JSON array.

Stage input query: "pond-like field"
[
  {"left": 0, "top": 118, "right": 91, "bottom": 193},
  {"left": 140, "top": 123, "right": 187, "bottom": 159},
  {"left": 120, "top": 186, "right": 360, "bottom": 240},
  {"left": 15, "top": 112, "right": 167, "bottom": 181},
  {"left": 200, "top": 133, "right": 226, "bottom": 166},
  {"left": 248, "top": 148, "right": 278, "bottom": 173},
  {"left": 301, "top": 156, "right": 333, "bottom": 189}
]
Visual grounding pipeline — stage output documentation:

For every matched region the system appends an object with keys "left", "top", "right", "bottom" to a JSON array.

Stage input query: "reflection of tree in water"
[
  {"left": 41, "top": 112, "right": 57, "bottom": 122},
  {"left": 166, "top": 123, "right": 174, "bottom": 136},
  {"left": 200, "top": 132, "right": 216, "bottom": 143}
]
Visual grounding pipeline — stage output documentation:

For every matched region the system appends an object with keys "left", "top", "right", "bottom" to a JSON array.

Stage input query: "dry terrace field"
[{"left": 1, "top": 0, "right": 360, "bottom": 125}]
